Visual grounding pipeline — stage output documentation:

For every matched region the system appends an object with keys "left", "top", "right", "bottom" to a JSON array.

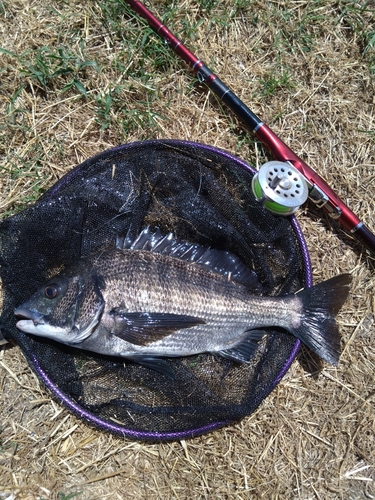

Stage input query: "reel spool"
[{"left": 252, "top": 161, "right": 309, "bottom": 216}]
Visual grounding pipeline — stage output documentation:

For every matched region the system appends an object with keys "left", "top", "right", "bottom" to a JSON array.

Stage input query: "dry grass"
[{"left": 1, "top": 0, "right": 374, "bottom": 498}]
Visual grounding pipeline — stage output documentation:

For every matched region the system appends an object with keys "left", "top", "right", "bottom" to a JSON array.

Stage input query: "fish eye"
[{"left": 44, "top": 284, "right": 60, "bottom": 299}]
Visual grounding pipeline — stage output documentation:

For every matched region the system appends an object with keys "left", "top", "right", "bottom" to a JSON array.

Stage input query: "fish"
[{"left": 15, "top": 227, "right": 351, "bottom": 378}]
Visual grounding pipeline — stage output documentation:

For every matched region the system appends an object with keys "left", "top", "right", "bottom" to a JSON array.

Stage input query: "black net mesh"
[{"left": 0, "top": 140, "right": 308, "bottom": 440}]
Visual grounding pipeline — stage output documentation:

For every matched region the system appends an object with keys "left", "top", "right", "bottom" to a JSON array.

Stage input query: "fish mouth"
[
  {"left": 14, "top": 307, "right": 45, "bottom": 325},
  {"left": 14, "top": 305, "right": 101, "bottom": 343},
  {"left": 14, "top": 307, "right": 69, "bottom": 338}
]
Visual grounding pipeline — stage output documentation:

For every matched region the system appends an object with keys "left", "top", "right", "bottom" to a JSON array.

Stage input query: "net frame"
[{"left": 0, "top": 139, "right": 312, "bottom": 441}]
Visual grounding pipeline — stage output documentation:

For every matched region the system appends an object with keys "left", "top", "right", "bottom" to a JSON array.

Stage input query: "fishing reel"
[{"left": 252, "top": 161, "right": 309, "bottom": 216}]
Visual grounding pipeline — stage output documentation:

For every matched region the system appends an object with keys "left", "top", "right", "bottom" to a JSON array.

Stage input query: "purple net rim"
[{"left": 37, "top": 139, "right": 312, "bottom": 440}]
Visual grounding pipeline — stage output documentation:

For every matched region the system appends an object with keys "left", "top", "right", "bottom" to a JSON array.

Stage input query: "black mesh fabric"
[{"left": 0, "top": 140, "right": 308, "bottom": 440}]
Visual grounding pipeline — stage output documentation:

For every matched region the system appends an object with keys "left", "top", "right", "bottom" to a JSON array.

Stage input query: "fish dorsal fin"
[{"left": 116, "top": 227, "right": 257, "bottom": 288}]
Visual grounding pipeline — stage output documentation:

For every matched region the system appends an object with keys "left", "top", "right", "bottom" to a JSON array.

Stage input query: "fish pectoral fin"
[
  {"left": 216, "top": 330, "right": 265, "bottom": 363},
  {"left": 126, "top": 356, "right": 175, "bottom": 379},
  {"left": 110, "top": 310, "right": 205, "bottom": 346}
]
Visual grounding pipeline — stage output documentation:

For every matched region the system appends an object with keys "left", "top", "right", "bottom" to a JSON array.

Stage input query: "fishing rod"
[{"left": 125, "top": 0, "right": 375, "bottom": 255}]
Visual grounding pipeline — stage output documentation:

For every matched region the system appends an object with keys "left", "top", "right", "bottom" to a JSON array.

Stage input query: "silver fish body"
[{"left": 15, "top": 228, "right": 351, "bottom": 376}]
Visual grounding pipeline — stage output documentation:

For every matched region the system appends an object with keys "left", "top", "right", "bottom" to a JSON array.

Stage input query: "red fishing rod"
[{"left": 126, "top": 0, "right": 375, "bottom": 255}]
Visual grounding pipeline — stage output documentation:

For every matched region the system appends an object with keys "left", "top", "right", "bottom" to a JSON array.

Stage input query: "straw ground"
[{"left": 1, "top": 0, "right": 374, "bottom": 498}]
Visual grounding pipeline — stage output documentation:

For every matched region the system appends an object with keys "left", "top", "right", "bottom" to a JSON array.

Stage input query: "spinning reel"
[{"left": 252, "top": 161, "right": 309, "bottom": 216}]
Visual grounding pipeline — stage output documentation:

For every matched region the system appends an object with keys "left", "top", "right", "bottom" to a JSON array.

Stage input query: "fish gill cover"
[{"left": 0, "top": 139, "right": 309, "bottom": 440}]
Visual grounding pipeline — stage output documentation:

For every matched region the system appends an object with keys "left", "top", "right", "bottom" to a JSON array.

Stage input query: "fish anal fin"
[
  {"left": 110, "top": 310, "right": 205, "bottom": 346},
  {"left": 217, "top": 330, "right": 265, "bottom": 363}
]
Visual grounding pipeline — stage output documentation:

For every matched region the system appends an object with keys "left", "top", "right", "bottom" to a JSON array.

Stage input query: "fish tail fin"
[{"left": 292, "top": 274, "right": 352, "bottom": 365}]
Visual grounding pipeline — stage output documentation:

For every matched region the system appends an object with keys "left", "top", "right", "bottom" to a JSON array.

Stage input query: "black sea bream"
[{"left": 15, "top": 228, "right": 351, "bottom": 377}]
